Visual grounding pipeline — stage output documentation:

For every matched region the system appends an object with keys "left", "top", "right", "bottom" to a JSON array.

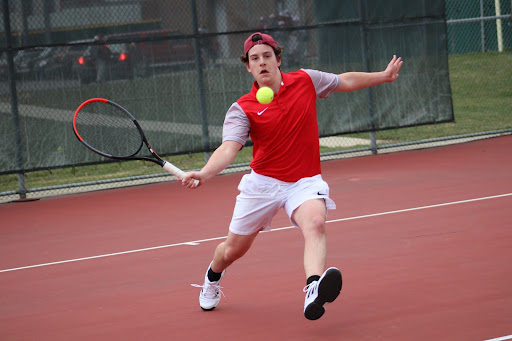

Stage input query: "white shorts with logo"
[{"left": 228, "top": 170, "right": 336, "bottom": 235}]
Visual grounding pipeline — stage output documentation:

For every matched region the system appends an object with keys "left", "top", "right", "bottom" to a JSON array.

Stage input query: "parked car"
[
  {"left": 98, "top": 42, "right": 148, "bottom": 79},
  {"left": 13, "top": 47, "right": 48, "bottom": 79},
  {"left": 73, "top": 30, "right": 196, "bottom": 84},
  {"left": 107, "top": 30, "right": 195, "bottom": 73},
  {"left": 34, "top": 40, "right": 92, "bottom": 80},
  {"left": 30, "top": 47, "right": 56, "bottom": 79},
  {"left": 73, "top": 42, "right": 132, "bottom": 84}
]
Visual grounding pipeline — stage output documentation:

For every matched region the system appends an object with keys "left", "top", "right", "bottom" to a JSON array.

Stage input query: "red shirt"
[{"left": 223, "top": 69, "right": 339, "bottom": 182}]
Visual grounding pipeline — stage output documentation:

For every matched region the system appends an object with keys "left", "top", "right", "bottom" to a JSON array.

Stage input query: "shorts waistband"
[{"left": 249, "top": 170, "right": 322, "bottom": 185}]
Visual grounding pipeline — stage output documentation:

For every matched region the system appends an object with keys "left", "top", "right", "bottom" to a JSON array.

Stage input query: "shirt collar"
[{"left": 250, "top": 71, "right": 295, "bottom": 95}]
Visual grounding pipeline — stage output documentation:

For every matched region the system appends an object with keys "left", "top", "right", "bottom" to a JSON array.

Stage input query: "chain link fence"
[{"left": 0, "top": 0, "right": 511, "bottom": 202}]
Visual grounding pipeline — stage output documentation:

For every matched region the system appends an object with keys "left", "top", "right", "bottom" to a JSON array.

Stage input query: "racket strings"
[{"left": 75, "top": 102, "right": 143, "bottom": 158}]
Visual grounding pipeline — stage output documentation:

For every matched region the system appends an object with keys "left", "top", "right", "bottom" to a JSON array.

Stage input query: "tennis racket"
[{"left": 73, "top": 98, "right": 198, "bottom": 186}]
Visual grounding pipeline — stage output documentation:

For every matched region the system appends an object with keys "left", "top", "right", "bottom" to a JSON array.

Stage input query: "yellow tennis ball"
[{"left": 256, "top": 86, "right": 274, "bottom": 104}]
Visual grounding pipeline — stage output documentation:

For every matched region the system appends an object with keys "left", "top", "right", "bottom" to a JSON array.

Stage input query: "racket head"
[{"left": 73, "top": 98, "right": 145, "bottom": 160}]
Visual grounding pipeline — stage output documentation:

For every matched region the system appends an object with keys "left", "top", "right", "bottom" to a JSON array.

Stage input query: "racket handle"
[{"left": 162, "top": 161, "right": 199, "bottom": 187}]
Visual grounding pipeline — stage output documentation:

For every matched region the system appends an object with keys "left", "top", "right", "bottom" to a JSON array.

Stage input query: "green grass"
[
  {"left": 0, "top": 154, "right": 206, "bottom": 191},
  {"left": 1, "top": 51, "right": 511, "bottom": 195}
]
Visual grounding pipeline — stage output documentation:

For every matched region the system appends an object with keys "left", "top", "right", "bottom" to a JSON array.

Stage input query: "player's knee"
[
  {"left": 302, "top": 215, "right": 326, "bottom": 236},
  {"left": 223, "top": 245, "right": 249, "bottom": 263}
]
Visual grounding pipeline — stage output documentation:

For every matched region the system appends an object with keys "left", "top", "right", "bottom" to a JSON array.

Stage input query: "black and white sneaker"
[{"left": 303, "top": 267, "right": 342, "bottom": 320}]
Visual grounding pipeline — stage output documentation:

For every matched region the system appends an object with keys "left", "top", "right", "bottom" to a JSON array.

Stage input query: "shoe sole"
[
  {"left": 304, "top": 268, "right": 342, "bottom": 320},
  {"left": 200, "top": 299, "right": 220, "bottom": 311}
]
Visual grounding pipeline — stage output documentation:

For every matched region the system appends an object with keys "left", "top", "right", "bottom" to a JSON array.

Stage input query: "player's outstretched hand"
[
  {"left": 384, "top": 55, "right": 403, "bottom": 83},
  {"left": 181, "top": 171, "right": 203, "bottom": 189}
]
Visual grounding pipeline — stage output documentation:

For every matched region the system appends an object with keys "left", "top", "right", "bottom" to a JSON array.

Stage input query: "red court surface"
[{"left": 1, "top": 136, "right": 511, "bottom": 341}]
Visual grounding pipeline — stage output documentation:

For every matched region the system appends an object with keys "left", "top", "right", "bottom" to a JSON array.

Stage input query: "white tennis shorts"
[{"left": 228, "top": 170, "right": 336, "bottom": 235}]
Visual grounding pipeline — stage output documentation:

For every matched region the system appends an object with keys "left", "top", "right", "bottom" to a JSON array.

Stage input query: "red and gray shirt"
[{"left": 223, "top": 69, "right": 339, "bottom": 182}]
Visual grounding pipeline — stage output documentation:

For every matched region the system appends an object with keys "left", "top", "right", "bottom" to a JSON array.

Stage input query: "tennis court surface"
[{"left": 1, "top": 135, "right": 511, "bottom": 340}]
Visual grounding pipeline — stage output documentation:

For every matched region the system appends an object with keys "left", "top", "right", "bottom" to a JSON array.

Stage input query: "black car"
[
  {"left": 73, "top": 42, "right": 133, "bottom": 84},
  {"left": 105, "top": 30, "right": 196, "bottom": 77},
  {"left": 34, "top": 40, "right": 92, "bottom": 80}
]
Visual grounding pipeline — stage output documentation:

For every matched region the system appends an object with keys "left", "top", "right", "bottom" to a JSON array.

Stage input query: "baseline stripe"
[
  {"left": 484, "top": 335, "right": 512, "bottom": 341},
  {"left": 1, "top": 192, "right": 510, "bottom": 274},
  {"left": 328, "top": 193, "right": 512, "bottom": 224},
  {"left": 0, "top": 235, "right": 228, "bottom": 273},
  {"left": 272, "top": 193, "right": 512, "bottom": 232}
]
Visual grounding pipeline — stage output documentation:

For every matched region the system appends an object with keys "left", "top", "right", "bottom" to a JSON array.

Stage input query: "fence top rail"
[{"left": 447, "top": 14, "right": 511, "bottom": 24}]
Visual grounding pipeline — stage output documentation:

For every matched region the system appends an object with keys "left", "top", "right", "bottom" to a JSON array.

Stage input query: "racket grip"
[{"left": 162, "top": 161, "right": 199, "bottom": 187}]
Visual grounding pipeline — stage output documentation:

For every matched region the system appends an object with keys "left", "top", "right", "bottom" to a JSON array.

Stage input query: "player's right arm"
[
  {"left": 183, "top": 102, "right": 249, "bottom": 189},
  {"left": 182, "top": 140, "right": 242, "bottom": 188}
]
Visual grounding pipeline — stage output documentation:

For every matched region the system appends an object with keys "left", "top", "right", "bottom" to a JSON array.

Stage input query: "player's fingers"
[
  {"left": 181, "top": 173, "right": 193, "bottom": 185},
  {"left": 181, "top": 173, "right": 201, "bottom": 189},
  {"left": 395, "top": 60, "right": 403, "bottom": 75},
  {"left": 188, "top": 179, "right": 201, "bottom": 189},
  {"left": 191, "top": 180, "right": 201, "bottom": 188},
  {"left": 390, "top": 56, "right": 399, "bottom": 65},
  {"left": 390, "top": 57, "right": 403, "bottom": 80}
]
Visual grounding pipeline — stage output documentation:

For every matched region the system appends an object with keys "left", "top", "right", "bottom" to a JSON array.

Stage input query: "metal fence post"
[
  {"left": 190, "top": 0, "right": 211, "bottom": 163},
  {"left": 2, "top": 0, "right": 26, "bottom": 199},
  {"left": 495, "top": 0, "right": 504, "bottom": 52},
  {"left": 370, "top": 131, "right": 377, "bottom": 153},
  {"left": 43, "top": 0, "right": 52, "bottom": 44},
  {"left": 480, "top": 0, "right": 486, "bottom": 52},
  {"left": 359, "top": 0, "right": 378, "bottom": 155}
]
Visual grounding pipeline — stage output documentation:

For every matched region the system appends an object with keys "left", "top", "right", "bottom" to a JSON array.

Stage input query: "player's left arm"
[{"left": 335, "top": 55, "right": 403, "bottom": 93}]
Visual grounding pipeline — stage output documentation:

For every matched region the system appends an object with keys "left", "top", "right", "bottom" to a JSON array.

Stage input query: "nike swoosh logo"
[{"left": 257, "top": 107, "right": 269, "bottom": 116}]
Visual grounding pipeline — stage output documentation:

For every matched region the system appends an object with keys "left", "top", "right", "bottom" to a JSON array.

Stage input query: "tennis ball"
[{"left": 256, "top": 86, "right": 274, "bottom": 104}]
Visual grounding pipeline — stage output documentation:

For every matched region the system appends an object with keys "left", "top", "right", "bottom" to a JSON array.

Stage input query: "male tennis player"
[{"left": 184, "top": 32, "right": 403, "bottom": 320}]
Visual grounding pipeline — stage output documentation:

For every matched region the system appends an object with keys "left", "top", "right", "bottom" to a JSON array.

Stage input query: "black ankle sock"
[
  {"left": 207, "top": 267, "right": 222, "bottom": 282},
  {"left": 307, "top": 275, "right": 321, "bottom": 285}
]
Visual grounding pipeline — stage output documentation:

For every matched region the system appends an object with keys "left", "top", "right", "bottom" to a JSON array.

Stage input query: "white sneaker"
[
  {"left": 303, "top": 267, "right": 342, "bottom": 320},
  {"left": 191, "top": 263, "right": 225, "bottom": 311}
]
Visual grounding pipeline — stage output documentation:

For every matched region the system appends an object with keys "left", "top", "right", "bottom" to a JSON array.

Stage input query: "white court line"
[
  {"left": 1, "top": 192, "right": 511, "bottom": 274},
  {"left": 0, "top": 235, "right": 228, "bottom": 274},
  {"left": 484, "top": 335, "right": 512, "bottom": 341},
  {"left": 272, "top": 193, "right": 512, "bottom": 231}
]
